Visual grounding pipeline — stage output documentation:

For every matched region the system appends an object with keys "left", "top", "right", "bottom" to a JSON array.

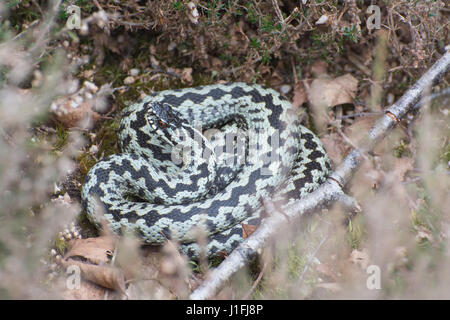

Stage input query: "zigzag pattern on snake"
[{"left": 81, "top": 83, "right": 331, "bottom": 258}]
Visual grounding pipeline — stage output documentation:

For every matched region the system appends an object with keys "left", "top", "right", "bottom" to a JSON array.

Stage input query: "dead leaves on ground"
[
  {"left": 51, "top": 81, "right": 113, "bottom": 128},
  {"left": 58, "top": 235, "right": 199, "bottom": 299},
  {"left": 308, "top": 73, "right": 359, "bottom": 113},
  {"left": 305, "top": 61, "right": 359, "bottom": 133},
  {"left": 60, "top": 236, "right": 126, "bottom": 296}
]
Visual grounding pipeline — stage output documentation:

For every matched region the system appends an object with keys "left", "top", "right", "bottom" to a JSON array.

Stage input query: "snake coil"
[{"left": 81, "top": 83, "right": 331, "bottom": 257}]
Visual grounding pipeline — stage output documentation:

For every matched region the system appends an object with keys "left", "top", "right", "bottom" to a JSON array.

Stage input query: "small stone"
[
  {"left": 80, "top": 23, "right": 89, "bottom": 35},
  {"left": 316, "top": 15, "right": 328, "bottom": 25},
  {"left": 124, "top": 76, "right": 135, "bottom": 85},
  {"left": 84, "top": 81, "right": 98, "bottom": 93},
  {"left": 168, "top": 42, "right": 177, "bottom": 51},
  {"left": 387, "top": 93, "right": 395, "bottom": 105},
  {"left": 129, "top": 68, "right": 140, "bottom": 76},
  {"left": 187, "top": 2, "right": 199, "bottom": 24},
  {"left": 279, "top": 84, "right": 292, "bottom": 95},
  {"left": 89, "top": 145, "right": 99, "bottom": 154}
]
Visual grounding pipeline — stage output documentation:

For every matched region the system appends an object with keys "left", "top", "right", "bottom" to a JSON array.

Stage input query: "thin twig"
[
  {"left": 271, "top": 0, "right": 286, "bottom": 32},
  {"left": 0, "top": 20, "right": 40, "bottom": 47},
  {"left": 189, "top": 51, "right": 450, "bottom": 300},
  {"left": 335, "top": 112, "right": 382, "bottom": 119},
  {"left": 241, "top": 262, "right": 267, "bottom": 300}
]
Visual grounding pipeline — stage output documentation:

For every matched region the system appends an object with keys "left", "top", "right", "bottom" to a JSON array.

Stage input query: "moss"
[
  {"left": 53, "top": 123, "right": 69, "bottom": 152},
  {"left": 393, "top": 139, "right": 412, "bottom": 158},
  {"left": 54, "top": 235, "right": 69, "bottom": 255},
  {"left": 439, "top": 140, "right": 450, "bottom": 164},
  {"left": 287, "top": 246, "right": 307, "bottom": 279},
  {"left": 77, "top": 152, "right": 97, "bottom": 176},
  {"left": 347, "top": 215, "right": 365, "bottom": 249}
]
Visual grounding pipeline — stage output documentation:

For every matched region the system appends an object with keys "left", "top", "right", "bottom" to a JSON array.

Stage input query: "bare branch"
[{"left": 189, "top": 51, "right": 450, "bottom": 300}]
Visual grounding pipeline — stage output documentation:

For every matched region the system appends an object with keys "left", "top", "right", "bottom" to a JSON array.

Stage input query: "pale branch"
[
  {"left": 330, "top": 51, "right": 450, "bottom": 188},
  {"left": 189, "top": 51, "right": 450, "bottom": 300}
]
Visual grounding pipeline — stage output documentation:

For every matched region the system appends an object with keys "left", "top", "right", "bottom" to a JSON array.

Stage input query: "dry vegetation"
[{"left": 0, "top": 0, "right": 449, "bottom": 299}]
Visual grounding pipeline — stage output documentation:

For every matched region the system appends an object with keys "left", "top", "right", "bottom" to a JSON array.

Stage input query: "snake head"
[{"left": 145, "top": 102, "right": 187, "bottom": 147}]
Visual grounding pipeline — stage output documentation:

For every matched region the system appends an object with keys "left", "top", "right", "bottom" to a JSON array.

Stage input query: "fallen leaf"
[
  {"left": 61, "top": 236, "right": 126, "bottom": 292},
  {"left": 242, "top": 223, "right": 257, "bottom": 239},
  {"left": 393, "top": 157, "right": 414, "bottom": 182},
  {"left": 51, "top": 80, "right": 111, "bottom": 128},
  {"left": 61, "top": 276, "right": 108, "bottom": 300},
  {"left": 291, "top": 81, "right": 307, "bottom": 109},
  {"left": 344, "top": 115, "right": 377, "bottom": 144},
  {"left": 123, "top": 76, "right": 135, "bottom": 85},
  {"left": 51, "top": 99, "right": 101, "bottom": 128},
  {"left": 320, "top": 133, "right": 347, "bottom": 165},
  {"left": 64, "top": 236, "right": 114, "bottom": 264},
  {"left": 61, "top": 259, "right": 126, "bottom": 292},
  {"left": 310, "top": 60, "right": 328, "bottom": 78},
  {"left": 308, "top": 73, "right": 358, "bottom": 110},
  {"left": 181, "top": 67, "right": 193, "bottom": 84},
  {"left": 269, "top": 72, "right": 283, "bottom": 88}
]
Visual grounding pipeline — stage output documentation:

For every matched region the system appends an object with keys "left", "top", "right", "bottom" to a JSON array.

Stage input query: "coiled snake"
[{"left": 81, "top": 83, "right": 331, "bottom": 258}]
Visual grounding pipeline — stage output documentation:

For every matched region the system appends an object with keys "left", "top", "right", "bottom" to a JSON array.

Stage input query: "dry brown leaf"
[
  {"left": 181, "top": 67, "right": 193, "bottom": 84},
  {"left": 349, "top": 159, "right": 382, "bottom": 197},
  {"left": 64, "top": 236, "right": 114, "bottom": 264},
  {"left": 52, "top": 100, "right": 100, "bottom": 128},
  {"left": 123, "top": 76, "right": 135, "bottom": 85},
  {"left": 61, "top": 259, "right": 126, "bottom": 292},
  {"left": 269, "top": 70, "right": 284, "bottom": 87},
  {"left": 308, "top": 73, "right": 358, "bottom": 110},
  {"left": 393, "top": 156, "right": 414, "bottom": 182},
  {"left": 320, "top": 133, "right": 347, "bottom": 165},
  {"left": 50, "top": 80, "right": 112, "bottom": 128},
  {"left": 311, "top": 60, "right": 328, "bottom": 78},
  {"left": 211, "top": 57, "right": 223, "bottom": 69},
  {"left": 61, "top": 236, "right": 125, "bottom": 291},
  {"left": 241, "top": 223, "right": 257, "bottom": 239},
  {"left": 61, "top": 276, "right": 108, "bottom": 300},
  {"left": 344, "top": 116, "right": 377, "bottom": 145},
  {"left": 291, "top": 81, "right": 307, "bottom": 109}
]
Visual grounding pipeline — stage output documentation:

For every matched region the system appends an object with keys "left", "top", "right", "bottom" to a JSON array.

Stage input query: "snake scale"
[{"left": 81, "top": 83, "right": 331, "bottom": 258}]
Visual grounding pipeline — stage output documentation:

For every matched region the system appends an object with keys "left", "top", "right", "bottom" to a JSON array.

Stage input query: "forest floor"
[{"left": 0, "top": 0, "right": 449, "bottom": 299}]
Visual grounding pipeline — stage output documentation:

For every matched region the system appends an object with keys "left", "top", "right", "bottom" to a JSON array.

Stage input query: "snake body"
[{"left": 81, "top": 83, "right": 331, "bottom": 257}]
